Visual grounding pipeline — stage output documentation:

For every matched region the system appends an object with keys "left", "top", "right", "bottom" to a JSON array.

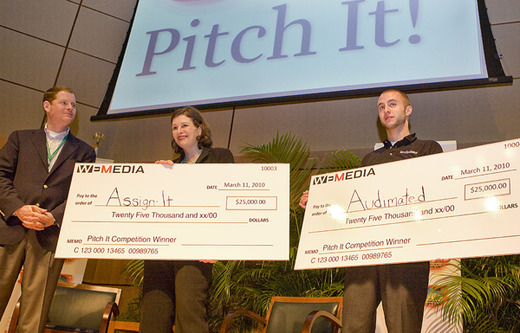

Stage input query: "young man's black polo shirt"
[{"left": 361, "top": 133, "right": 443, "bottom": 167}]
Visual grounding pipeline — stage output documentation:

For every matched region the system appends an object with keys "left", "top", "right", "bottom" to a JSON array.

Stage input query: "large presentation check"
[
  {"left": 295, "top": 138, "right": 520, "bottom": 270},
  {"left": 56, "top": 163, "right": 289, "bottom": 260}
]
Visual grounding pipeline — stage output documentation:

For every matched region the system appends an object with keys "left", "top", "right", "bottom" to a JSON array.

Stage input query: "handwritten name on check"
[
  {"left": 56, "top": 164, "right": 289, "bottom": 260},
  {"left": 295, "top": 138, "right": 520, "bottom": 270}
]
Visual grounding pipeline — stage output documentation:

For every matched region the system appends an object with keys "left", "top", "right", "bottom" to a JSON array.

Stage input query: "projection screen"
[{"left": 94, "top": 0, "right": 511, "bottom": 120}]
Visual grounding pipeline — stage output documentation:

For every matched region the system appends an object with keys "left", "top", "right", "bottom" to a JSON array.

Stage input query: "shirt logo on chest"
[{"left": 400, "top": 150, "right": 418, "bottom": 155}]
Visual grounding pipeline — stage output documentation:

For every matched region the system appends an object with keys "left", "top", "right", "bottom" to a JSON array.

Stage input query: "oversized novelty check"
[
  {"left": 56, "top": 163, "right": 289, "bottom": 260},
  {"left": 295, "top": 138, "right": 520, "bottom": 270}
]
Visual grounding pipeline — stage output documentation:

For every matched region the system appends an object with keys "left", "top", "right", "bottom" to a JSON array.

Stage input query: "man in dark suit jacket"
[{"left": 0, "top": 86, "right": 96, "bottom": 332}]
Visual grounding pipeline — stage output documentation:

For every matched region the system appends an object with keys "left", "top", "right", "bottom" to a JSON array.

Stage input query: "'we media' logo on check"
[
  {"left": 76, "top": 164, "right": 145, "bottom": 174},
  {"left": 312, "top": 168, "right": 375, "bottom": 186}
]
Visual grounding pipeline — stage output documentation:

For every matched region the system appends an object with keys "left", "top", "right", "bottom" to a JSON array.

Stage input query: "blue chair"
[
  {"left": 219, "top": 296, "right": 342, "bottom": 333},
  {"left": 8, "top": 281, "right": 121, "bottom": 333}
]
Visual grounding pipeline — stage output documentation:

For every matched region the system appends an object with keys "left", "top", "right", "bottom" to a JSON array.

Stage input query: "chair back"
[
  {"left": 46, "top": 282, "right": 121, "bottom": 333},
  {"left": 264, "top": 296, "right": 342, "bottom": 333}
]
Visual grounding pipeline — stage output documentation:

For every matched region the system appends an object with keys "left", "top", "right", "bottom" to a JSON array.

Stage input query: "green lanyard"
[{"left": 46, "top": 134, "right": 68, "bottom": 167}]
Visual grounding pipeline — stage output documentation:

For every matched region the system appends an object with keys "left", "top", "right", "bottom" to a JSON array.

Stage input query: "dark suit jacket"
[
  {"left": 173, "top": 147, "right": 234, "bottom": 164},
  {"left": 0, "top": 129, "right": 96, "bottom": 251}
]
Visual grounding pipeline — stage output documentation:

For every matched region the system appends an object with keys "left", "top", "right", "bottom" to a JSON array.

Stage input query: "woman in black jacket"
[{"left": 140, "top": 106, "right": 234, "bottom": 333}]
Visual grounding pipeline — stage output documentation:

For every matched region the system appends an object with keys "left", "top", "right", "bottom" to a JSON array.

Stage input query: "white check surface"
[
  {"left": 295, "top": 139, "right": 520, "bottom": 270},
  {"left": 56, "top": 164, "right": 289, "bottom": 260}
]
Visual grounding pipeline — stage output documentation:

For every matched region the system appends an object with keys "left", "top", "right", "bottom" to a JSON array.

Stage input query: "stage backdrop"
[{"left": 94, "top": 0, "right": 510, "bottom": 120}]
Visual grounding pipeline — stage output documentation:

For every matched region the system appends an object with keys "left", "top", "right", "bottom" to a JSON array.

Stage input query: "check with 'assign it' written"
[{"left": 56, "top": 163, "right": 289, "bottom": 261}]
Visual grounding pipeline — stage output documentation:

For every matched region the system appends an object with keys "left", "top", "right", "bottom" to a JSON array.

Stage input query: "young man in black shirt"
[{"left": 300, "top": 89, "right": 443, "bottom": 332}]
